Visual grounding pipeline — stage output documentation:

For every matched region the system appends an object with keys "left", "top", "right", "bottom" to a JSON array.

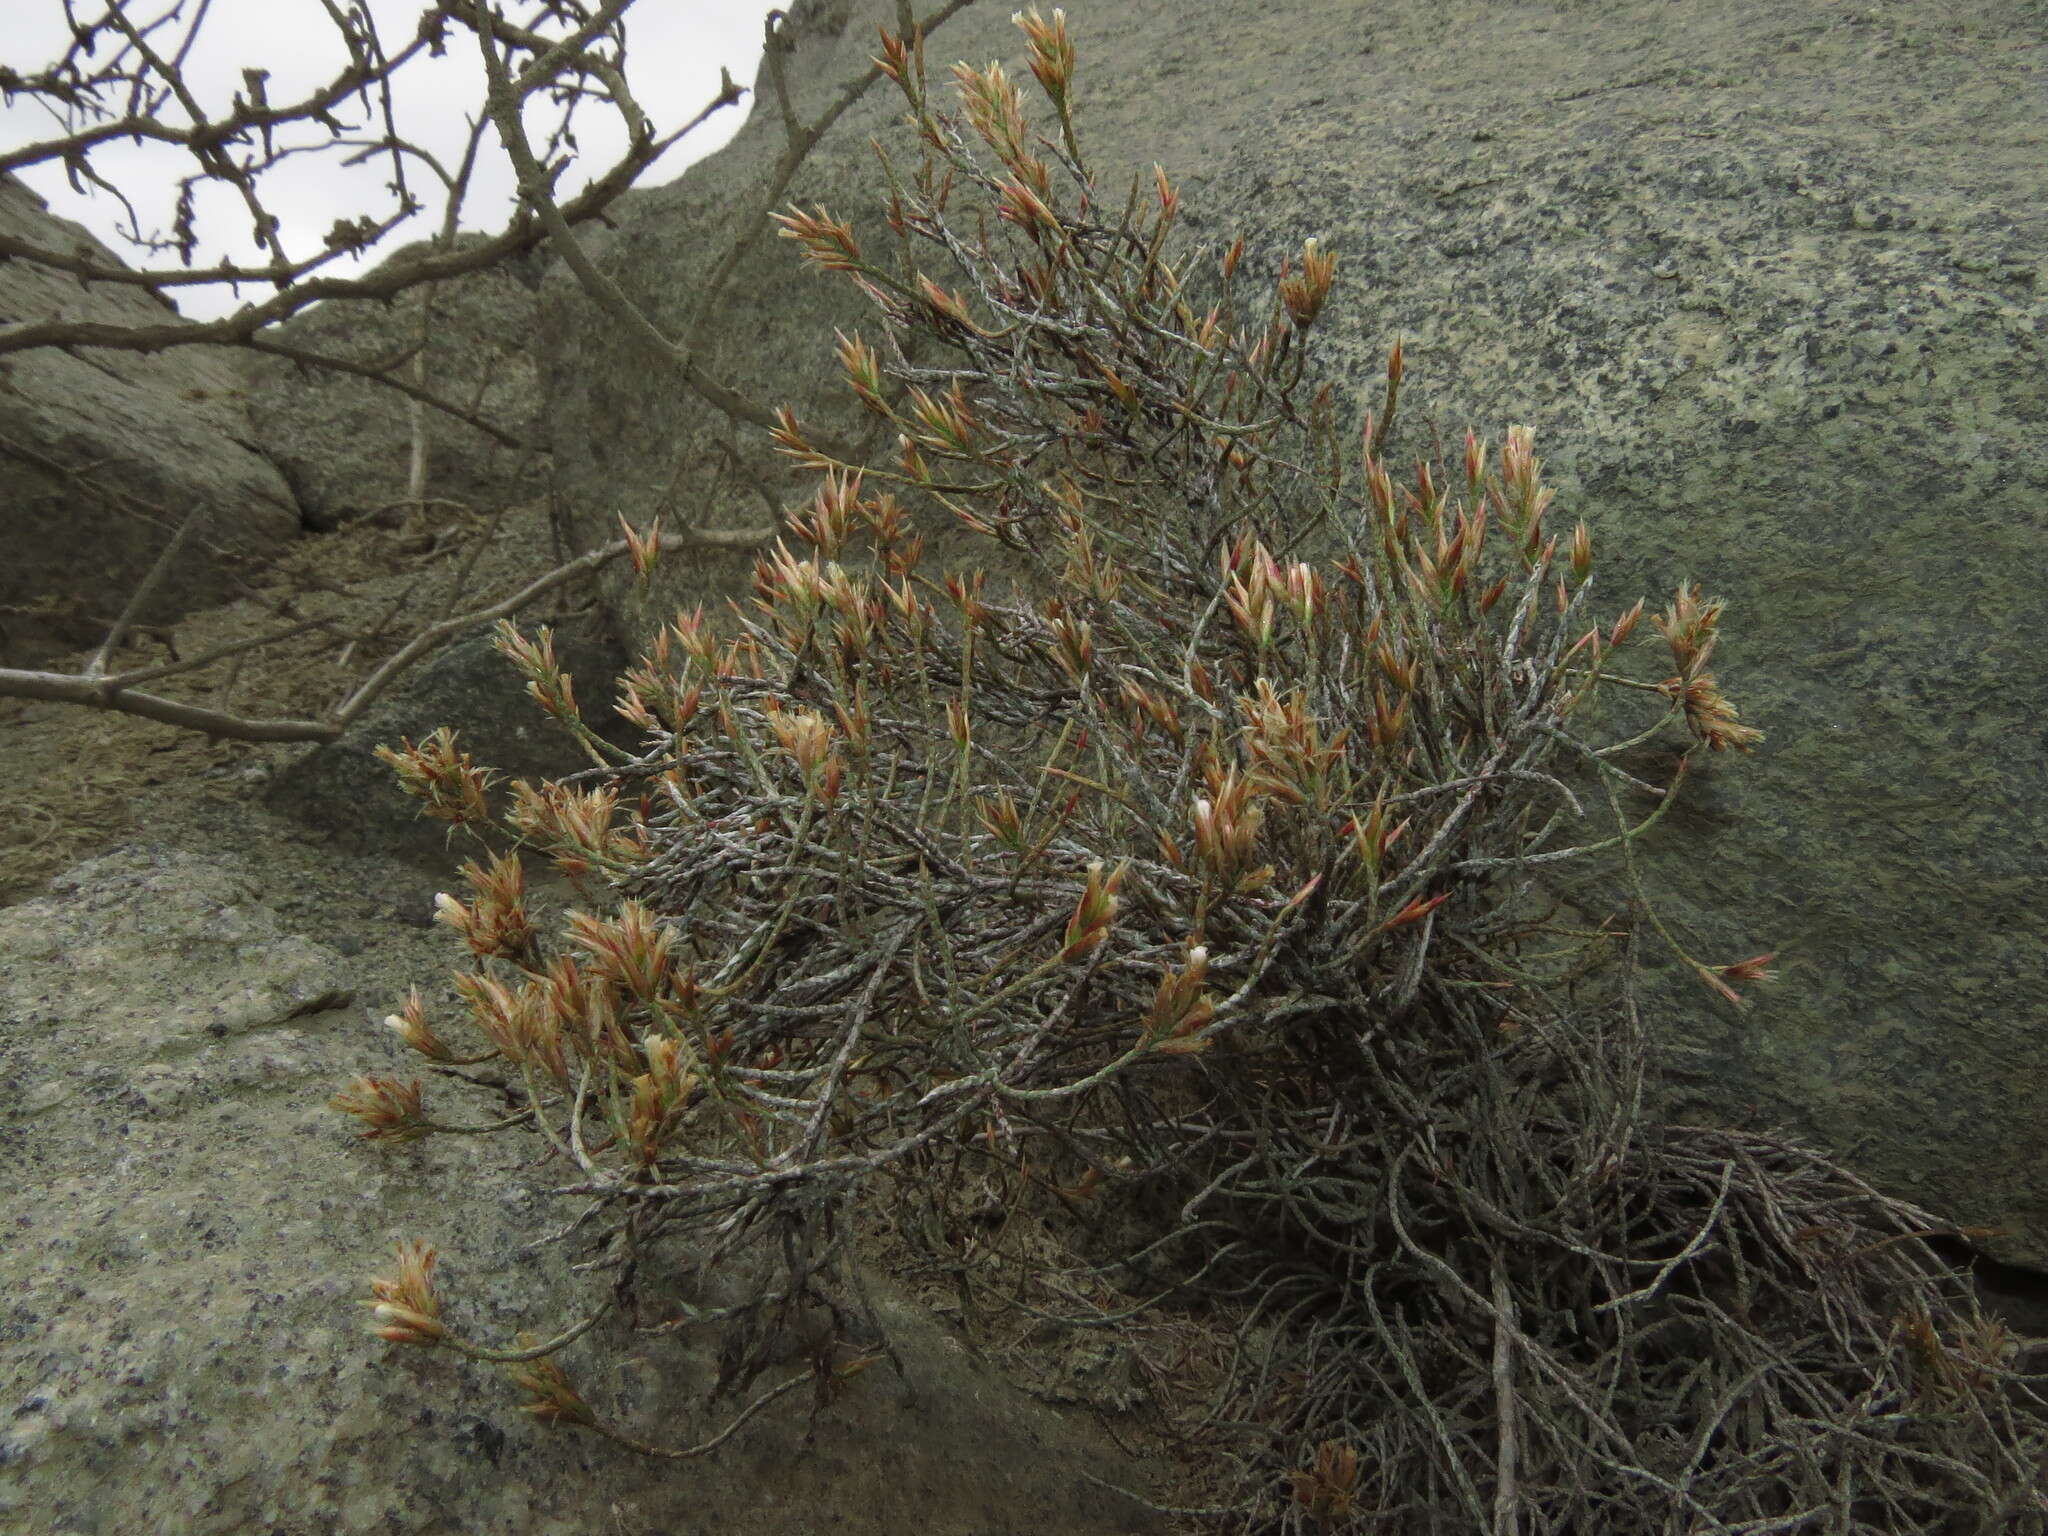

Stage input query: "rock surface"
[
  {"left": 243, "top": 237, "right": 549, "bottom": 533},
  {"left": 0, "top": 841, "right": 1163, "bottom": 1535},
  {"left": 0, "top": 175, "right": 300, "bottom": 666},
  {"left": 262, "top": 615, "right": 630, "bottom": 865},
  {"left": 538, "top": 0, "right": 2048, "bottom": 1261}
]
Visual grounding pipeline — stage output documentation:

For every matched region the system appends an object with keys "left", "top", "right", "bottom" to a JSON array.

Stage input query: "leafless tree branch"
[
  {"left": 0, "top": 0, "right": 974, "bottom": 748},
  {"left": 243, "top": 335, "right": 527, "bottom": 450}
]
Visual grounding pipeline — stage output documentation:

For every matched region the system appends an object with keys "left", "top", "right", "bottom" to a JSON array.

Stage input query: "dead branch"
[
  {"left": 477, "top": 0, "right": 975, "bottom": 457},
  {"left": 243, "top": 335, "right": 526, "bottom": 451},
  {"left": 1, "top": 0, "right": 985, "bottom": 749},
  {"left": 0, "top": 509, "right": 787, "bottom": 742},
  {"left": 682, "top": 0, "right": 978, "bottom": 349},
  {"left": 0, "top": 533, "right": 622, "bottom": 741},
  {"left": 0, "top": 0, "right": 716, "bottom": 366}
]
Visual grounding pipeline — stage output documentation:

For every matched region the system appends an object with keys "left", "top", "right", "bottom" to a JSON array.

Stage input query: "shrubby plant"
[{"left": 338, "top": 12, "right": 2047, "bottom": 1530}]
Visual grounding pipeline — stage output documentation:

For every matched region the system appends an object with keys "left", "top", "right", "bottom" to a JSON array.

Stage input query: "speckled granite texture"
[
  {"left": 0, "top": 844, "right": 1160, "bottom": 1534},
  {"left": 540, "top": 0, "right": 2048, "bottom": 1260}
]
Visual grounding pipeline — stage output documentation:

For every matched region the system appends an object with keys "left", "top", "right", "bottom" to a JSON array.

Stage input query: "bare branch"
[
  {"left": 0, "top": 513, "right": 774, "bottom": 742},
  {"left": 0, "top": 0, "right": 738, "bottom": 350},
  {"left": 0, "top": 0, "right": 936, "bottom": 761},
  {"left": 107, "top": 610, "right": 347, "bottom": 689},
  {"left": 243, "top": 336, "right": 528, "bottom": 451},
  {"left": 327, "top": 532, "right": 632, "bottom": 731},
  {"left": 0, "top": 19, "right": 433, "bottom": 182},
  {"left": 0, "top": 155, "right": 658, "bottom": 355},
  {"left": 84, "top": 500, "right": 209, "bottom": 679},
  {"left": 472, "top": 6, "right": 789, "bottom": 437},
  {"left": 0, "top": 663, "right": 338, "bottom": 741},
  {"left": 685, "top": 0, "right": 978, "bottom": 348}
]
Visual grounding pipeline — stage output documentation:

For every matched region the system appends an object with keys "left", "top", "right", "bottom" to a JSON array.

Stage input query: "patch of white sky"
[{"left": 0, "top": 1, "right": 783, "bottom": 318}]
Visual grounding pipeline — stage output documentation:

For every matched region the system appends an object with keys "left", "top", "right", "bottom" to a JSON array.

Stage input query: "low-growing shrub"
[{"left": 337, "top": 12, "right": 2047, "bottom": 1530}]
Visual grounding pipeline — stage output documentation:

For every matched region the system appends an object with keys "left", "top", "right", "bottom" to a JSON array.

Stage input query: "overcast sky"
[{"left": 0, "top": 1, "right": 782, "bottom": 318}]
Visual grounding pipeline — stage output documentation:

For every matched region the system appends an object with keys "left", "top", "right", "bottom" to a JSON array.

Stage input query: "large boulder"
[
  {"left": 0, "top": 174, "right": 300, "bottom": 666},
  {"left": 0, "top": 843, "right": 1162, "bottom": 1534},
  {"left": 243, "top": 236, "right": 549, "bottom": 533},
  {"left": 538, "top": 1, "right": 2048, "bottom": 1263}
]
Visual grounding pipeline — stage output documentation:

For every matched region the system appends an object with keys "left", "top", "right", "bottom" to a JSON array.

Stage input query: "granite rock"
[
  {"left": 537, "top": 0, "right": 2048, "bottom": 1261},
  {"left": 262, "top": 619, "right": 631, "bottom": 865},
  {"left": 0, "top": 175, "right": 301, "bottom": 665},
  {"left": 0, "top": 845, "right": 1162, "bottom": 1535},
  {"left": 243, "top": 236, "right": 549, "bottom": 534}
]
